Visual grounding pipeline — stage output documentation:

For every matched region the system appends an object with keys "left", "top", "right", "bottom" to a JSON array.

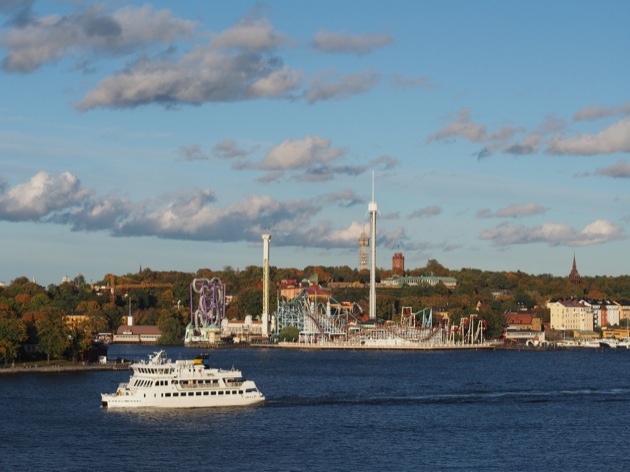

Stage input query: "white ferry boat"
[{"left": 101, "top": 351, "right": 265, "bottom": 408}]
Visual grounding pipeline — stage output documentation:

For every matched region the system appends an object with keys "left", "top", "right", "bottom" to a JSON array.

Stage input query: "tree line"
[{"left": 2, "top": 260, "right": 629, "bottom": 365}]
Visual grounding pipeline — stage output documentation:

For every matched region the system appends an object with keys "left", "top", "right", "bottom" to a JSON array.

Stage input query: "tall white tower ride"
[
  {"left": 262, "top": 232, "right": 271, "bottom": 337},
  {"left": 368, "top": 172, "right": 378, "bottom": 320}
]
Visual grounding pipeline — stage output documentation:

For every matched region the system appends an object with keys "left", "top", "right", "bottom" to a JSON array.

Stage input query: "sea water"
[{"left": 1, "top": 346, "right": 629, "bottom": 471}]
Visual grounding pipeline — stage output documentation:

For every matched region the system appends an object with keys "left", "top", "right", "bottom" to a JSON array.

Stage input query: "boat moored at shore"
[{"left": 101, "top": 350, "right": 264, "bottom": 408}]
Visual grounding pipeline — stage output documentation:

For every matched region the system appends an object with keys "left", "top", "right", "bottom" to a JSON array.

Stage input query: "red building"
[{"left": 392, "top": 252, "right": 405, "bottom": 276}]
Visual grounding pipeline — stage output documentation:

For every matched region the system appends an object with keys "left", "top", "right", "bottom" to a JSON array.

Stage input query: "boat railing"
[{"left": 178, "top": 380, "right": 244, "bottom": 389}]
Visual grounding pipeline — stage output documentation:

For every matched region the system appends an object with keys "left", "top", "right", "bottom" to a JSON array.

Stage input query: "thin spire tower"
[{"left": 368, "top": 171, "right": 378, "bottom": 320}]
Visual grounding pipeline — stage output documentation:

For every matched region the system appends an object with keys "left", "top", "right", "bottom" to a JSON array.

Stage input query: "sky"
[{"left": 1, "top": 0, "right": 629, "bottom": 286}]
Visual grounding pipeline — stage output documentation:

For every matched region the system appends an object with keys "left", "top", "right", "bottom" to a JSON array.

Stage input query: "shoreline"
[{"left": 0, "top": 362, "right": 131, "bottom": 376}]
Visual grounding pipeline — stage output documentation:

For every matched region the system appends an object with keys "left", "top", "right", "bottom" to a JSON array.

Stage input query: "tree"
[
  {"left": 235, "top": 287, "right": 263, "bottom": 319},
  {"left": 0, "top": 315, "right": 27, "bottom": 365},
  {"left": 278, "top": 326, "right": 300, "bottom": 342},
  {"left": 35, "top": 307, "right": 70, "bottom": 363},
  {"left": 157, "top": 312, "right": 184, "bottom": 345}
]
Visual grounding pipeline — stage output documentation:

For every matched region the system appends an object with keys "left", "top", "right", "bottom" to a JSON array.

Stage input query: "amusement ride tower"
[
  {"left": 368, "top": 172, "right": 378, "bottom": 320},
  {"left": 262, "top": 232, "right": 271, "bottom": 337}
]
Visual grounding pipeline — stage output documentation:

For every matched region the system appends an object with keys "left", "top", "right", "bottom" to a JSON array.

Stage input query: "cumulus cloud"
[
  {"left": 321, "top": 189, "right": 365, "bottom": 208},
  {"left": 1, "top": 171, "right": 409, "bottom": 250},
  {"left": 477, "top": 203, "right": 547, "bottom": 219},
  {"left": 211, "top": 16, "right": 289, "bottom": 51},
  {"left": 409, "top": 205, "right": 441, "bottom": 219},
  {"left": 593, "top": 159, "right": 630, "bottom": 178},
  {"left": 306, "top": 68, "right": 380, "bottom": 103},
  {"left": 251, "top": 135, "right": 386, "bottom": 182},
  {"left": 479, "top": 219, "right": 624, "bottom": 247},
  {"left": 574, "top": 102, "right": 630, "bottom": 121},
  {"left": 313, "top": 30, "right": 393, "bottom": 54},
  {"left": 547, "top": 118, "right": 630, "bottom": 155},
  {"left": 76, "top": 46, "right": 303, "bottom": 110},
  {"left": 0, "top": 171, "right": 90, "bottom": 221},
  {"left": 427, "top": 108, "right": 520, "bottom": 145},
  {"left": 259, "top": 135, "right": 346, "bottom": 171},
  {"left": 1, "top": 4, "right": 197, "bottom": 72}
]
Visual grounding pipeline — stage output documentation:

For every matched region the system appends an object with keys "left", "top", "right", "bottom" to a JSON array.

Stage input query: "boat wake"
[{"left": 265, "top": 387, "right": 630, "bottom": 408}]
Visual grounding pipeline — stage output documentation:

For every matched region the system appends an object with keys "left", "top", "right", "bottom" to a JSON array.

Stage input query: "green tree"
[
  {"left": 278, "top": 326, "right": 300, "bottom": 342},
  {"left": 35, "top": 307, "right": 70, "bottom": 363},
  {"left": 0, "top": 315, "right": 27, "bottom": 365},
  {"left": 157, "top": 312, "right": 184, "bottom": 345},
  {"left": 235, "top": 287, "right": 263, "bottom": 319}
]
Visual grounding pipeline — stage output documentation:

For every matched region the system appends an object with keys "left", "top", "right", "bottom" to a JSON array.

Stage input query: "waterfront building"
[
  {"left": 113, "top": 325, "right": 161, "bottom": 344},
  {"left": 502, "top": 312, "right": 542, "bottom": 331},
  {"left": 615, "top": 299, "right": 630, "bottom": 324},
  {"left": 580, "top": 299, "right": 620, "bottom": 327},
  {"left": 547, "top": 298, "right": 594, "bottom": 331}
]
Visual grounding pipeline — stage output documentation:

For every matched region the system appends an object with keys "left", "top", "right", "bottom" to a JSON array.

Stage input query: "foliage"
[
  {"left": 278, "top": 326, "right": 300, "bottom": 342},
  {"left": 1, "top": 260, "right": 630, "bottom": 358},
  {"left": 157, "top": 312, "right": 184, "bottom": 345},
  {"left": 35, "top": 307, "right": 70, "bottom": 363},
  {"left": 0, "top": 315, "right": 27, "bottom": 365}
]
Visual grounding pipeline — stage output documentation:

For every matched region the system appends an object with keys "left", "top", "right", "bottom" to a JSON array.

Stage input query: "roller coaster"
[
  {"left": 273, "top": 291, "right": 486, "bottom": 347},
  {"left": 184, "top": 277, "right": 226, "bottom": 344}
]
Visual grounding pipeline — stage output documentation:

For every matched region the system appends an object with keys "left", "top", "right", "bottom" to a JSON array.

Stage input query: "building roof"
[
  {"left": 503, "top": 313, "right": 535, "bottom": 325},
  {"left": 116, "top": 325, "right": 161, "bottom": 335}
]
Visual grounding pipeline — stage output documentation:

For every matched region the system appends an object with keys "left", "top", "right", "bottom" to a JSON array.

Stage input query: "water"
[{"left": 1, "top": 346, "right": 629, "bottom": 471}]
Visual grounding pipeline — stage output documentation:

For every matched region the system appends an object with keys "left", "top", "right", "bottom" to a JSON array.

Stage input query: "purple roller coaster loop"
[{"left": 189, "top": 277, "right": 226, "bottom": 328}]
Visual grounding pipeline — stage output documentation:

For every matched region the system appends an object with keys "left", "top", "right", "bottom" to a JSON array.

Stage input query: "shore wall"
[{"left": 0, "top": 362, "right": 131, "bottom": 375}]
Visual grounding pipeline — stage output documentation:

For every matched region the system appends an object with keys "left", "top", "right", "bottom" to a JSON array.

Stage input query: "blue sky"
[{"left": 1, "top": 0, "right": 629, "bottom": 286}]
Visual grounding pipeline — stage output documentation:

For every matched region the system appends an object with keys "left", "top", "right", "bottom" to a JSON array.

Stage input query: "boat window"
[
  {"left": 196, "top": 392, "right": 201, "bottom": 396},
  {"left": 211, "top": 391, "right": 216, "bottom": 396},
  {"left": 173, "top": 392, "right": 179, "bottom": 397},
  {"left": 203, "top": 392, "right": 209, "bottom": 396},
  {"left": 165, "top": 393, "right": 171, "bottom": 397}
]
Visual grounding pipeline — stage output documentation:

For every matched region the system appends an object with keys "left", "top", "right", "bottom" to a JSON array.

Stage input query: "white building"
[{"left": 547, "top": 299, "right": 594, "bottom": 331}]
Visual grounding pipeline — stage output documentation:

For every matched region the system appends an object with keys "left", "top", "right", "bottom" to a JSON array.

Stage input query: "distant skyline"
[{"left": 1, "top": 0, "right": 629, "bottom": 286}]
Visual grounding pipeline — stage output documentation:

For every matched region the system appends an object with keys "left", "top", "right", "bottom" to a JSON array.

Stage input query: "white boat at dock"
[{"left": 101, "top": 350, "right": 264, "bottom": 408}]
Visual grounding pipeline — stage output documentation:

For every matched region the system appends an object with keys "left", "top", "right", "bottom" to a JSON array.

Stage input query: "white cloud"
[
  {"left": 426, "top": 108, "right": 519, "bottom": 145},
  {"left": 212, "top": 16, "right": 289, "bottom": 50},
  {"left": 574, "top": 102, "right": 630, "bottom": 121},
  {"left": 260, "top": 135, "right": 346, "bottom": 170},
  {"left": 306, "top": 68, "right": 380, "bottom": 103},
  {"left": 409, "top": 205, "right": 441, "bottom": 219},
  {"left": 313, "top": 30, "right": 393, "bottom": 54},
  {"left": 593, "top": 159, "right": 630, "bottom": 178},
  {"left": 76, "top": 46, "right": 302, "bottom": 110},
  {"left": 212, "top": 140, "right": 250, "bottom": 159},
  {"left": 477, "top": 203, "right": 547, "bottom": 219},
  {"left": 547, "top": 118, "right": 630, "bottom": 155},
  {"left": 479, "top": 219, "right": 624, "bottom": 247},
  {"left": 1, "top": 4, "right": 197, "bottom": 72},
  {"left": 0, "top": 171, "right": 90, "bottom": 221}
]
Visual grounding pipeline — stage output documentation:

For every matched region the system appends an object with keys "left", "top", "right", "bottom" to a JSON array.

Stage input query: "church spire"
[{"left": 569, "top": 253, "right": 581, "bottom": 286}]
